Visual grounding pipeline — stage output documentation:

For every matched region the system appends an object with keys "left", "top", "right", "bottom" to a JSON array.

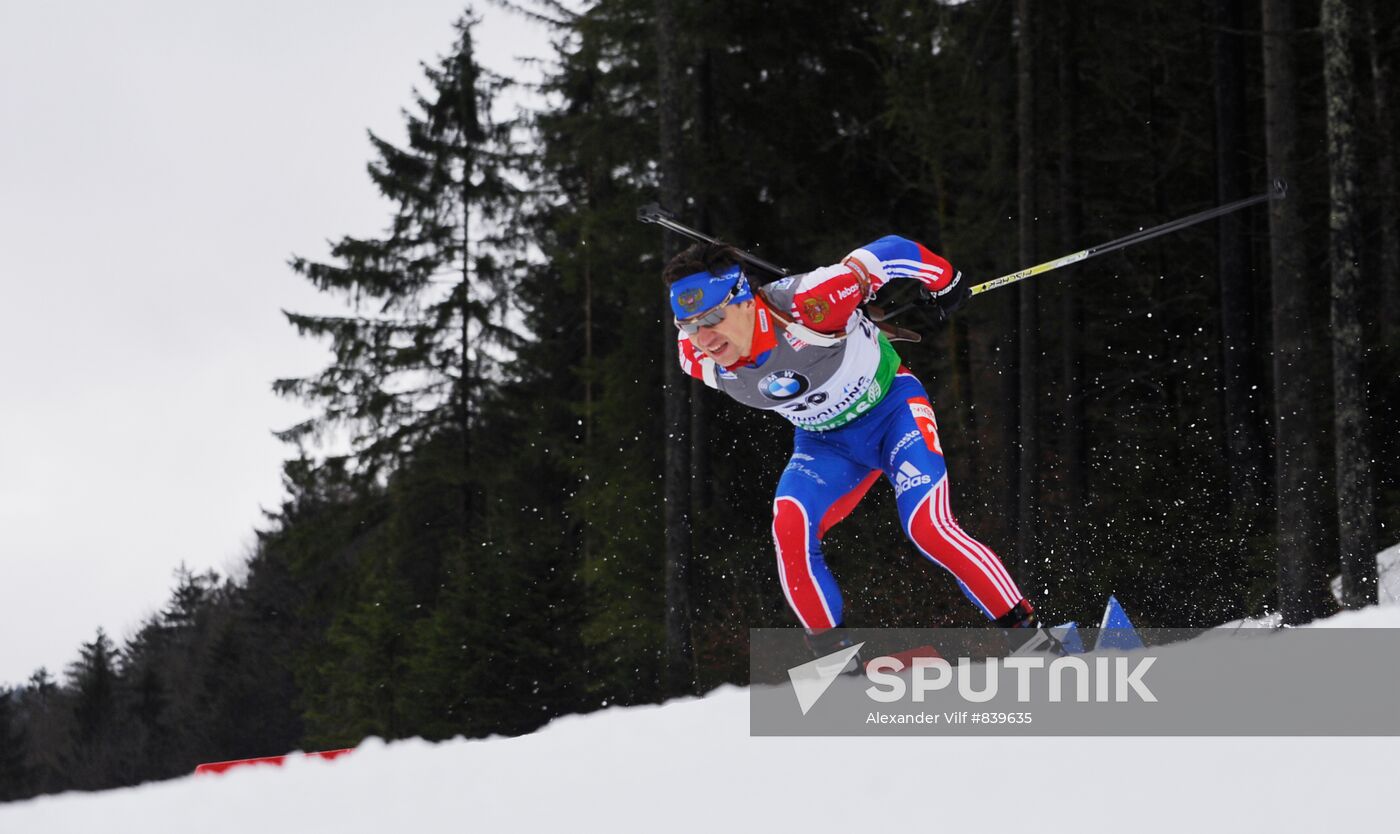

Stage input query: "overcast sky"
[{"left": 0, "top": 1, "right": 554, "bottom": 687}]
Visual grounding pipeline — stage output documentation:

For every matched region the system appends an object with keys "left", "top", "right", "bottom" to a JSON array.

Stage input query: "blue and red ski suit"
[{"left": 676, "top": 236, "right": 1026, "bottom": 628}]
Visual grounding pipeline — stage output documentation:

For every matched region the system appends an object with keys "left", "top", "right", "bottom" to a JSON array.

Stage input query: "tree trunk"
[
  {"left": 1368, "top": 1, "right": 1400, "bottom": 351},
  {"left": 1323, "top": 0, "right": 1378, "bottom": 606},
  {"left": 690, "top": 50, "right": 715, "bottom": 527},
  {"left": 973, "top": 0, "right": 1019, "bottom": 561},
  {"left": 457, "top": 41, "right": 478, "bottom": 544},
  {"left": 1057, "top": 1, "right": 1086, "bottom": 536},
  {"left": 949, "top": 316, "right": 978, "bottom": 504},
  {"left": 655, "top": 0, "right": 694, "bottom": 694},
  {"left": 1015, "top": 0, "right": 1038, "bottom": 586},
  {"left": 1261, "top": 0, "right": 1329, "bottom": 623},
  {"left": 1214, "top": 0, "right": 1270, "bottom": 532},
  {"left": 1367, "top": 0, "right": 1400, "bottom": 559},
  {"left": 582, "top": 249, "right": 594, "bottom": 576}
]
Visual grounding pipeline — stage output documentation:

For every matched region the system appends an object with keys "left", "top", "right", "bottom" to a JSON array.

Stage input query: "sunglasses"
[{"left": 673, "top": 281, "right": 740, "bottom": 334}]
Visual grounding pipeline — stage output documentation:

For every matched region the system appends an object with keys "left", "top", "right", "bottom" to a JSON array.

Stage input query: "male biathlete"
[{"left": 665, "top": 236, "right": 1045, "bottom": 657}]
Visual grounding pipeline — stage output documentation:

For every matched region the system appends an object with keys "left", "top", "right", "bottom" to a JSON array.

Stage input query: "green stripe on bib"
[{"left": 802, "top": 333, "right": 901, "bottom": 432}]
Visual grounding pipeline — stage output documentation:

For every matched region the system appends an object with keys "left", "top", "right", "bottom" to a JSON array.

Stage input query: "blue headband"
[{"left": 669, "top": 264, "right": 752, "bottom": 319}]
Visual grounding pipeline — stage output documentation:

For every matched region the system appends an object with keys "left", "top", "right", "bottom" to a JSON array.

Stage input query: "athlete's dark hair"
[{"left": 662, "top": 241, "right": 742, "bottom": 285}]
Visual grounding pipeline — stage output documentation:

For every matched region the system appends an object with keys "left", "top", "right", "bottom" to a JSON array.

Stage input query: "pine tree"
[
  {"left": 65, "top": 629, "right": 122, "bottom": 790},
  {"left": 525, "top": 0, "right": 671, "bottom": 702},
  {"left": 1056, "top": 0, "right": 1088, "bottom": 562},
  {"left": 302, "top": 553, "right": 415, "bottom": 747},
  {"left": 1213, "top": 0, "right": 1271, "bottom": 541},
  {"left": 119, "top": 617, "right": 174, "bottom": 783},
  {"left": 1323, "top": 0, "right": 1378, "bottom": 606},
  {"left": 1015, "top": 0, "right": 1040, "bottom": 587},
  {"left": 655, "top": 0, "right": 697, "bottom": 697},
  {"left": 0, "top": 687, "right": 34, "bottom": 801},
  {"left": 1367, "top": 0, "right": 1400, "bottom": 539},
  {"left": 1263, "top": 0, "right": 1331, "bottom": 624},
  {"left": 276, "top": 12, "right": 524, "bottom": 487},
  {"left": 273, "top": 12, "right": 537, "bottom": 744},
  {"left": 18, "top": 668, "right": 66, "bottom": 797}
]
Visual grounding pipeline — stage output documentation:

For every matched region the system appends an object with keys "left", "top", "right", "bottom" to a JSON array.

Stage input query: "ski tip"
[
  {"left": 1099, "top": 595, "right": 1135, "bottom": 629},
  {"left": 1096, "top": 595, "right": 1144, "bottom": 651},
  {"left": 1052, "top": 621, "right": 1085, "bottom": 654}
]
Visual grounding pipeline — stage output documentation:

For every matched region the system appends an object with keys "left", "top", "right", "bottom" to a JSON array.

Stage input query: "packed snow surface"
[
  {"left": 1332, "top": 540, "right": 1400, "bottom": 606},
  {"left": 4, "top": 604, "right": 1399, "bottom": 834}
]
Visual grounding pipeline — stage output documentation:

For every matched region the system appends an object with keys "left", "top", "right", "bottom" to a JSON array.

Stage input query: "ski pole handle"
[{"left": 970, "top": 251, "right": 1090, "bottom": 296}]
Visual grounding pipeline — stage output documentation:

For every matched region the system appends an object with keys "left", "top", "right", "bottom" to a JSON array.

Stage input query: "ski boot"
[
  {"left": 996, "top": 599, "right": 1067, "bottom": 656},
  {"left": 803, "top": 624, "right": 864, "bottom": 677}
]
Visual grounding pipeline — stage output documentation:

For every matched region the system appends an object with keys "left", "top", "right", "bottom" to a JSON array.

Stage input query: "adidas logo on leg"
[{"left": 893, "top": 460, "right": 932, "bottom": 497}]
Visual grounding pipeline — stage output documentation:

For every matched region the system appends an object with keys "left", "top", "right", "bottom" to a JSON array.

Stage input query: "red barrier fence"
[{"left": 194, "top": 748, "right": 355, "bottom": 775}]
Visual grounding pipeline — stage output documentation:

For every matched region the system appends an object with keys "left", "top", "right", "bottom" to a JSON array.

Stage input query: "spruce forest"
[{"left": 3, "top": 0, "right": 1397, "bottom": 800}]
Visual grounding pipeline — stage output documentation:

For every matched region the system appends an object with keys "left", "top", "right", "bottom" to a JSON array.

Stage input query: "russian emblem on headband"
[{"left": 677, "top": 288, "right": 705, "bottom": 314}]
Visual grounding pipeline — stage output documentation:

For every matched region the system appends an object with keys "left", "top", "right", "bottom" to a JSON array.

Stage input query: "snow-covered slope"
[
  {"left": 1217, "top": 541, "right": 1400, "bottom": 630},
  {"left": 4, "top": 606, "right": 1399, "bottom": 834},
  {"left": 1331, "top": 540, "right": 1400, "bottom": 606}
]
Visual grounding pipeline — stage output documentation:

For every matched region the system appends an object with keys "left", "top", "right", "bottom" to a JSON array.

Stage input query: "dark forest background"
[{"left": 3, "top": 0, "right": 1397, "bottom": 801}]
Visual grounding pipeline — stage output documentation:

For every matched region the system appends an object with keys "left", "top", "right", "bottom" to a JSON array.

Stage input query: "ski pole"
[
  {"left": 642, "top": 178, "right": 1287, "bottom": 320},
  {"left": 973, "top": 177, "right": 1288, "bottom": 296},
  {"left": 637, "top": 203, "right": 790, "bottom": 278},
  {"left": 872, "top": 178, "right": 1289, "bottom": 320}
]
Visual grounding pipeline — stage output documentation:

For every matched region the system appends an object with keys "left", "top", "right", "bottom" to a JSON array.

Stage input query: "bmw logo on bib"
[{"left": 759, "top": 370, "right": 810, "bottom": 401}]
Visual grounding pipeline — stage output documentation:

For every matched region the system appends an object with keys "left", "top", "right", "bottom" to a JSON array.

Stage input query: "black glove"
[{"left": 917, "top": 270, "right": 970, "bottom": 322}]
